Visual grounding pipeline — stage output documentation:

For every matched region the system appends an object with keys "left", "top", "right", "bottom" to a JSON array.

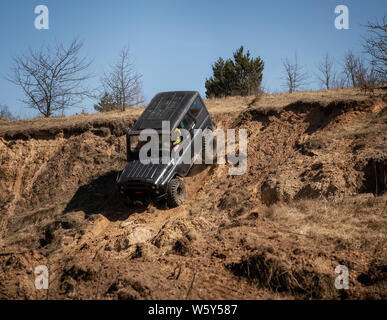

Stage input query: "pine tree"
[
  {"left": 94, "top": 92, "right": 115, "bottom": 112},
  {"left": 205, "top": 46, "right": 264, "bottom": 98}
]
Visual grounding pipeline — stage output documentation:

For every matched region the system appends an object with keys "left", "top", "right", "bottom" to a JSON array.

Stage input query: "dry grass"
[
  {"left": 206, "top": 87, "right": 377, "bottom": 113},
  {"left": 263, "top": 194, "right": 387, "bottom": 251},
  {"left": 1, "top": 87, "right": 379, "bottom": 138},
  {"left": 303, "top": 102, "right": 387, "bottom": 156},
  {"left": 334, "top": 107, "right": 386, "bottom": 139},
  {"left": 310, "top": 116, "right": 386, "bottom": 143},
  {"left": 0, "top": 106, "right": 145, "bottom": 137}
]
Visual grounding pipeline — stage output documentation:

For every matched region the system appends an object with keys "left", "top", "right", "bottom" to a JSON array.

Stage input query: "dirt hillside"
[{"left": 0, "top": 88, "right": 386, "bottom": 300}]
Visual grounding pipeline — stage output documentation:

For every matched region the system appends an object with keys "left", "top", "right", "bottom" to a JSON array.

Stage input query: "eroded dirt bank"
[{"left": 0, "top": 94, "right": 386, "bottom": 299}]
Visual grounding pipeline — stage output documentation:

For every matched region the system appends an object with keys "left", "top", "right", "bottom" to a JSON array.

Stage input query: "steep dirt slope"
[{"left": 0, "top": 88, "right": 386, "bottom": 300}]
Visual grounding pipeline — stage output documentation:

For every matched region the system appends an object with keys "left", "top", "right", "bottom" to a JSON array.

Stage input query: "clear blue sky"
[{"left": 0, "top": 0, "right": 385, "bottom": 118}]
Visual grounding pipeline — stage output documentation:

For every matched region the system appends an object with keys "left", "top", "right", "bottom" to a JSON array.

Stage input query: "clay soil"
[{"left": 0, "top": 88, "right": 386, "bottom": 300}]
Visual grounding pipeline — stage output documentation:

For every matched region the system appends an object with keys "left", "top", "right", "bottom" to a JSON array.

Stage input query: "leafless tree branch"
[
  {"left": 6, "top": 38, "right": 92, "bottom": 117},
  {"left": 363, "top": 15, "right": 387, "bottom": 81},
  {"left": 342, "top": 50, "right": 379, "bottom": 90},
  {"left": 316, "top": 53, "right": 336, "bottom": 90},
  {"left": 282, "top": 53, "right": 309, "bottom": 93},
  {"left": 100, "top": 47, "right": 143, "bottom": 111}
]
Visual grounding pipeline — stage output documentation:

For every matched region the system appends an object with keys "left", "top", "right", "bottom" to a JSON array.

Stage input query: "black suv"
[{"left": 117, "top": 91, "right": 215, "bottom": 207}]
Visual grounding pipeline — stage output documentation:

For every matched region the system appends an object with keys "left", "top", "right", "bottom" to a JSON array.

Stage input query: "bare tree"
[
  {"left": 316, "top": 53, "right": 336, "bottom": 90},
  {"left": 332, "top": 73, "right": 347, "bottom": 89},
  {"left": 282, "top": 53, "right": 309, "bottom": 93},
  {"left": 363, "top": 15, "right": 386, "bottom": 81},
  {"left": 6, "top": 38, "right": 92, "bottom": 117},
  {"left": 0, "top": 104, "right": 17, "bottom": 120},
  {"left": 343, "top": 50, "right": 378, "bottom": 89},
  {"left": 101, "top": 47, "right": 143, "bottom": 111},
  {"left": 343, "top": 51, "right": 361, "bottom": 87}
]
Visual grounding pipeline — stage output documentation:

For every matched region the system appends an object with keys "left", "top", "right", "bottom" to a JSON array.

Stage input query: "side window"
[
  {"left": 189, "top": 97, "right": 203, "bottom": 118},
  {"left": 181, "top": 113, "right": 194, "bottom": 129}
]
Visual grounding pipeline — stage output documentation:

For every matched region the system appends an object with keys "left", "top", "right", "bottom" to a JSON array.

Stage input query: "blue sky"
[{"left": 0, "top": 0, "right": 386, "bottom": 118}]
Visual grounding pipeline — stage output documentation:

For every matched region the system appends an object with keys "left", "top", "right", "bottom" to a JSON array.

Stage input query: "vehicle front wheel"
[{"left": 167, "top": 178, "right": 186, "bottom": 207}]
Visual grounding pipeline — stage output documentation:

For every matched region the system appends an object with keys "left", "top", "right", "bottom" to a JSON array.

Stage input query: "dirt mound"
[
  {"left": 232, "top": 98, "right": 387, "bottom": 205},
  {"left": 0, "top": 89, "right": 386, "bottom": 299},
  {"left": 227, "top": 247, "right": 337, "bottom": 299},
  {"left": 151, "top": 218, "right": 203, "bottom": 256},
  {"left": 0, "top": 109, "right": 140, "bottom": 140}
]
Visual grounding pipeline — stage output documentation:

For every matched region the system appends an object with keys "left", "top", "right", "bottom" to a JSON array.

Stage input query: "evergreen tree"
[
  {"left": 205, "top": 46, "right": 264, "bottom": 98},
  {"left": 94, "top": 92, "right": 115, "bottom": 112}
]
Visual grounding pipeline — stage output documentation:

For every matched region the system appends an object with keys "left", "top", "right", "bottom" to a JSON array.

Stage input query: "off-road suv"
[{"left": 117, "top": 91, "right": 215, "bottom": 207}]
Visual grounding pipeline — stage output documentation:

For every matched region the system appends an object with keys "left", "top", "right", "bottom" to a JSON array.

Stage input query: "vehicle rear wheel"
[{"left": 167, "top": 178, "right": 186, "bottom": 207}]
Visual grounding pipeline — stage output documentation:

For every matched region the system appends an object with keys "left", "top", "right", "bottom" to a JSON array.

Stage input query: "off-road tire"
[{"left": 167, "top": 178, "right": 186, "bottom": 207}]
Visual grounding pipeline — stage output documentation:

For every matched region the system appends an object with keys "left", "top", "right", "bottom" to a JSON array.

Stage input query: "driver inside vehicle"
[
  {"left": 158, "top": 121, "right": 184, "bottom": 152},
  {"left": 171, "top": 121, "right": 184, "bottom": 151}
]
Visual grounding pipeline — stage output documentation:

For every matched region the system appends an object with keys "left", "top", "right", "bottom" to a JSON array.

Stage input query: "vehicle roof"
[{"left": 128, "top": 91, "right": 200, "bottom": 134}]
